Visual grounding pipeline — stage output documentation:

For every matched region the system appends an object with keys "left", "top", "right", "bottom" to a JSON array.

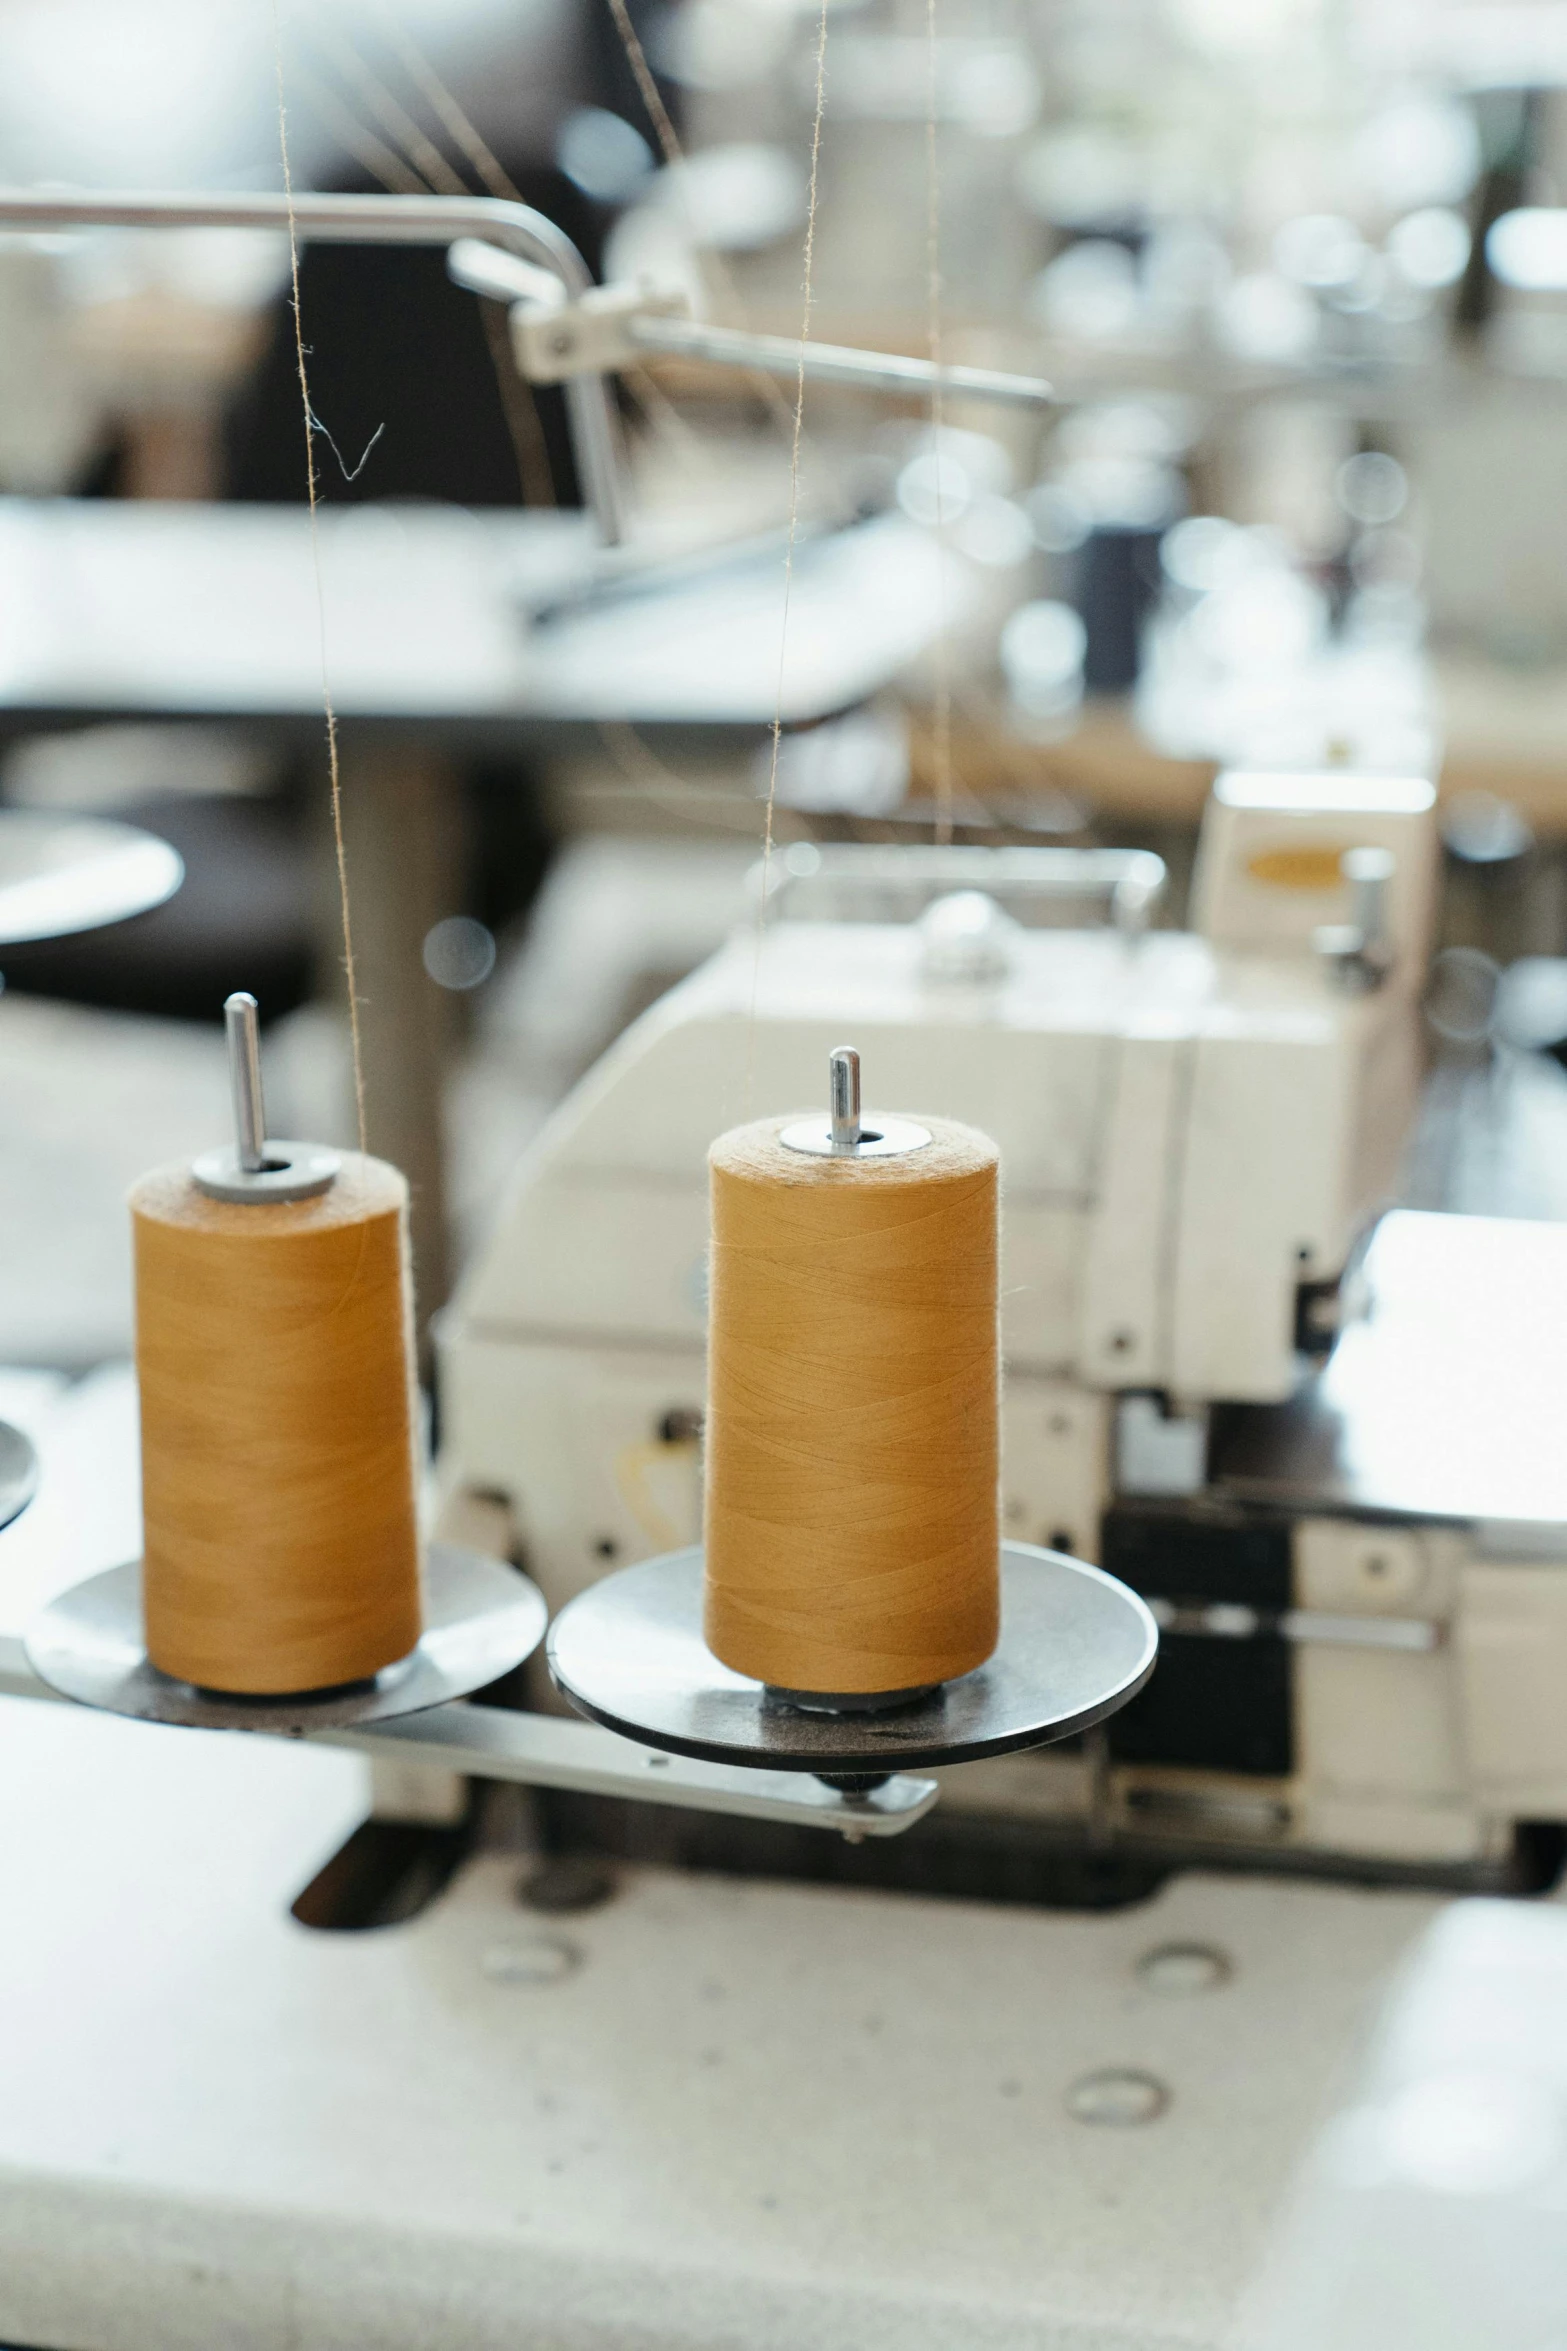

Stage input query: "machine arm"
[{"left": 0, "top": 188, "right": 629, "bottom": 545}]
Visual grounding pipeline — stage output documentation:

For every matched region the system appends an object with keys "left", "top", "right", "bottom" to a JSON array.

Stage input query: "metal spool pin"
[
  {"left": 192, "top": 993, "right": 341, "bottom": 1204},
  {"left": 779, "top": 1042, "right": 932, "bottom": 1162}
]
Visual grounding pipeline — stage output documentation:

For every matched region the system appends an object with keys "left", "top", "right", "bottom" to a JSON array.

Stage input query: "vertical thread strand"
[
  {"left": 925, "top": 0, "right": 953, "bottom": 847},
  {"left": 274, "top": 17, "right": 367, "bottom": 1151},
  {"left": 746, "top": 0, "right": 829, "bottom": 1104}
]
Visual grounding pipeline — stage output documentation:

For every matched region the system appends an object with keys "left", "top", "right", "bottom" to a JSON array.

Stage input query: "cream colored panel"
[
  {"left": 464, "top": 1177, "right": 709, "bottom": 1342},
  {"left": 1294, "top": 1521, "right": 1434, "bottom": 1615},
  {"left": 1295, "top": 1646, "right": 1465, "bottom": 1803},
  {"left": 1000, "top": 1379, "right": 1108, "bottom": 1562},
  {"left": 1458, "top": 1561, "right": 1567, "bottom": 1811}
]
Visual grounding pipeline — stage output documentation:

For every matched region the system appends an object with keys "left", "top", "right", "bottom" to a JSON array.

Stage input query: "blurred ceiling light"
[
  {"left": 999, "top": 600, "right": 1087, "bottom": 719},
  {"left": 647, "top": 144, "right": 806, "bottom": 251},
  {"left": 953, "top": 496, "right": 1035, "bottom": 568},
  {"left": 1142, "top": 222, "right": 1231, "bottom": 316},
  {"left": 897, "top": 449, "right": 975, "bottom": 528},
  {"left": 1160, "top": 514, "right": 1247, "bottom": 593},
  {"left": 1387, "top": 205, "right": 1471, "bottom": 288},
  {"left": 1337, "top": 451, "right": 1409, "bottom": 526},
  {"left": 423, "top": 916, "right": 497, "bottom": 991},
  {"left": 658, "top": 0, "right": 791, "bottom": 92},
  {"left": 1214, "top": 271, "right": 1317, "bottom": 363},
  {"left": 1354, "top": 94, "right": 1481, "bottom": 210},
  {"left": 1057, "top": 397, "right": 1196, "bottom": 463},
  {"left": 1029, "top": 240, "right": 1141, "bottom": 340},
  {"left": 949, "top": 46, "right": 1041, "bottom": 138},
  {"left": 1025, "top": 482, "right": 1092, "bottom": 555},
  {"left": 1167, "top": 0, "right": 1322, "bottom": 54},
  {"left": 1063, "top": 455, "right": 1182, "bottom": 531},
  {"left": 825, "top": 38, "right": 1038, "bottom": 134},
  {"left": 1488, "top": 207, "right": 1567, "bottom": 290},
  {"left": 1016, "top": 129, "right": 1143, "bottom": 229},
  {"left": 0, "top": 2, "right": 260, "bottom": 184},
  {"left": 1273, "top": 212, "right": 1364, "bottom": 290},
  {"left": 557, "top": 108, "right": 654, "bottom": 203},
  {"left": 1190, "top": 570, "right": 1327, "bottom": 670}
]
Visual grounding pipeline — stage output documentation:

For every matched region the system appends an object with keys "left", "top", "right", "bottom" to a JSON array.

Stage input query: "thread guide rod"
[
  {"left": 224, "top": 992, "right": 267, "bottom": 1174},
  {"left": 194, "top": 992, "right": 339, "bottom": 1204},
  {"left": 830, "top": 1046, "right": 861, "bottom": 1150},
  {"left": 779, "top": 1046, "right": 931, "bottom": 1159}
]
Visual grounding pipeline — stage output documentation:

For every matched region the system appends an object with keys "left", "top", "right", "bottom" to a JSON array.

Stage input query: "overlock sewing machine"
[{"left": 443, "top": 764, "right": 1567, "bottom": 1888}]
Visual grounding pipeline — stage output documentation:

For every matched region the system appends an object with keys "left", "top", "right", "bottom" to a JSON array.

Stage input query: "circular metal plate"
[
  {"left": 0, "top": 1419, "right": 39, "bottom": 1533},
  {"left": 778, "top": 1115, "right": 932, "bottom": 1158},
  {"left": 191, "top": 1141, "right": 342, "bottom": 1204},
  {"left": 547, "top": 1542, "right": 1158, "bottom": 1774},
  {"left": 25, "top": 1543, "right": 546, "bottom": 1732},
  {"left": 0, "top": 811, "right": 182, "bottom": 946}
]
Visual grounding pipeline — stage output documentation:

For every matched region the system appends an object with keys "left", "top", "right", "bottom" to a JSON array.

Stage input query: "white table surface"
[
  {"left": 0, "top": 499, "right": 964, "bottom": 730},
  {"left": 0, "top": 1370, "right": 1449, "bottom": 2351},
  {"left": 0, "top": 1692, "right": 1444, "bottom": 2351}
]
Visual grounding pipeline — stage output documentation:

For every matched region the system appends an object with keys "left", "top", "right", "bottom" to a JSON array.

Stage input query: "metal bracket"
[
  {"left": 0, "top": 1635, "right": 937, "bottom": 1841},
  {"left": 510, "top": 281, "right": 1057, "bottom": 409}
]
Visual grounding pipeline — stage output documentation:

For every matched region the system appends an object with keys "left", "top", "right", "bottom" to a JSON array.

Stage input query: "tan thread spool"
[
  {"left": 132, "top": 1153, "right": 422, "bottom": 1694},
  {"left": 703, "top": 1114, "right": 1000, "bottom": 1694}
]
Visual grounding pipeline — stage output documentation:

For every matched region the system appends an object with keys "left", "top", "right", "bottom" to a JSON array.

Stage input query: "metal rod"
[
  {"left": 0, "top": 189, "right": 626, "bottom": 544},
  {"left": 630, "top": 316, "right": 1056, "bottom": 410},
  {"left": 1343, "top": 846, "right": 1394, "bottom": 951},
  {"left": 0, "top": 1637, "right": 938, "bottom": 1839},
  {"left": 223, "top": 992, "right": 267, "bottom": 1174},
  {"left": 829, "top": 1045, "right": 861, "bottom": 1149}
]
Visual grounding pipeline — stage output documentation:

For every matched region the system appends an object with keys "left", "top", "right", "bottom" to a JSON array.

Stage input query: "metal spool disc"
[
  {"left": 0, "top": 1420, "right": 39, "bottom": 1533},
  {"left": 25, "top": 1544, "right": 546, "bottom": 1733},
  {"left": 0, "top": 811, "right": 183, "bottom": 946},
  {"left": 547, "top": 1541, "right": 1158, "bottom": 1776}
]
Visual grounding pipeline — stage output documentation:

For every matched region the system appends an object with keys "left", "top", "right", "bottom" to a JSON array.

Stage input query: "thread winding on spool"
[
  {"left": 132, "top": 995, "right": 422, "bottom": 1695},
  {"left": 703, "top": 1049, "right": 1000, "bottom": 1698}
]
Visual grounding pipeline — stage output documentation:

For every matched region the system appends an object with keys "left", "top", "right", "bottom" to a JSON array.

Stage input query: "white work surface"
[
  {"left": 0, "top": 1371, "right": 1448, "bottom": 2350},
  {"left": 0, "top": 1688, "right": 1442, "bottom": 2351},
  {"left": 0, "top": 499, "right": 960, "bottom": 728}
]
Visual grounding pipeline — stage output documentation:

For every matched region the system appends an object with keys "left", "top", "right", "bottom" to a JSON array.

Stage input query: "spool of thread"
[
  {"left": 132, "top": 1152, "right": 423, "bottom": 1694},
  {"left": 703, "top": 1108, "right": 1000, "bottom": 1696}
]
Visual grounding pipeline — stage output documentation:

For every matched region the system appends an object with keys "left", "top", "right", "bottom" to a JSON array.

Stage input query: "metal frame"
[
  {"left": 0, "top": 190, "right": 629, "bottom": 544},
  {"left": 0, "top": 1635, "right": 937, "bottom": 1840},
  {"left": 0, "top": 186, "right": 1060, "bottom": 553}
]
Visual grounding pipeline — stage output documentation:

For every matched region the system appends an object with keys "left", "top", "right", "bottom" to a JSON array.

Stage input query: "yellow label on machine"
[{"left": 1246, "top": 843, "right": 1354, "bottom": 892}]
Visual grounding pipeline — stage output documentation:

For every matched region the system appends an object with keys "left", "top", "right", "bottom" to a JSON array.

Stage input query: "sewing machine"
[{"left": 441, "top": 763, "right": 1567, "bottom": 1886}]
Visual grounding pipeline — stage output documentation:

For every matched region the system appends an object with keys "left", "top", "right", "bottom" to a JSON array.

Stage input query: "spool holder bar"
[{"left": 0, "top": 1631, "right": 935, "bottom": 1841}]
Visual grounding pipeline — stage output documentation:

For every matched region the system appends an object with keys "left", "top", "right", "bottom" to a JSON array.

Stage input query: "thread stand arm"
[
  {"left": 0, "top": 189, "right": 626, "bottom": 546},
  {"left": 0, "top": 1636, "right": 935, "bottom": 1841}
]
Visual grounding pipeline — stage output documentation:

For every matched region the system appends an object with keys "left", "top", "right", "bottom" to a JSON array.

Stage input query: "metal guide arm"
[
  {"left": 0, "top": 1634, "right": 937, "bottom": 1840},
  {"left": 448, "top": 238, "right": 1057, "bottom": 408},
  {"left": 0, "top": 187, "right": 1057, "bottom": 554},
  {"left": 0, "top": 189, "right": 628, "bottom": 546}
]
